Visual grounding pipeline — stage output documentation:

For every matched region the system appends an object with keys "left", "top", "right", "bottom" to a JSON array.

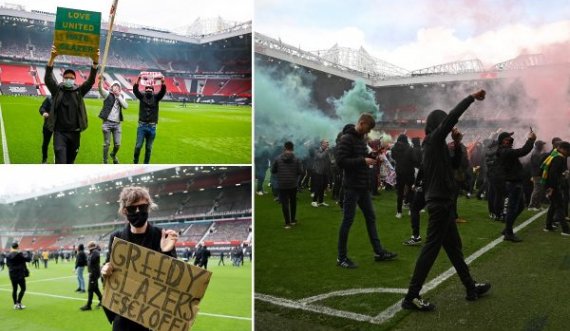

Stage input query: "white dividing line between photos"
[
  {"left": 0, "top": 103, "right": 11, "bottom": 164},
  {"left": 257, "top": 209, "right": 548, "bottom": 325}
]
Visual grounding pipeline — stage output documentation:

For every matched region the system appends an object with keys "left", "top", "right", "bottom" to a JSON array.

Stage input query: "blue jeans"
[
  {"left": 134, "top": 123, "right": 156, "bottom": 164},
  {"left": 337, "top": 188, "right": 384, "bottom": 259},
  {"left": 76, "top": 266, "right": 85, "bottom": 291}
]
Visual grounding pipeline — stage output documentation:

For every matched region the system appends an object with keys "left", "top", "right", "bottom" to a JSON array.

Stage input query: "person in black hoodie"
[
  {"left": 75, "top": 244, "right": 87, "bottom": 293},
  {"left": 271, "top": 141, "right": 304, "bottom": 229},
  {"left": 391, "top": 134, "right": 415, "bottom": 218},
  {"left": 132, "top": 75, "right": 167, "bottom": 164},
  {"left": 544, "top": 141, "right": 570, "bottom": 234},
  {"left": 101, "top": 186, "right": 178, "bottom": 331},
  {"left": 336, "top": 113, "right": 397, "bottom": 269},
  {"left": 38, "top": 96, "right": 53, "bottom": 164},
  {"left": 6, "top": 242, "right": 31, "bottom": 310},
  {"left": 44, "top": 45, "right": 98, "bottom": 164},
  {"left": 402, "top": 90, "right": 490, "bottom": 312},
  {"left": 80, "top": 241, "right": 102, "bottom": 311},
  {"left": 496, "top": 130, "right": 536, "bottom": 242}
]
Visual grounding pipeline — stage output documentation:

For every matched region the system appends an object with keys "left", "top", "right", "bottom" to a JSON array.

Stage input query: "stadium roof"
[
  {"left": 255, "top": 32, "right": 570, "bottom": 87},
  {"left": 0, "top": 5, "right": 251, "bottom": 44}
]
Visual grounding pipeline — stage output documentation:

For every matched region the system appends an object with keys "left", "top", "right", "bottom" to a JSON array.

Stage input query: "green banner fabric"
[{"left": 53, "top": 7, "right": 101, "bottom": 60}]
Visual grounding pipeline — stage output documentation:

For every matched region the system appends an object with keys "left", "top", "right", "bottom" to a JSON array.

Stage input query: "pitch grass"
[
  {"left": 0, "top": 258, "right": 252, "bottom": 331},
  {"left": 254, "top": 187, "right": 565, "bottom": 330},
  {"left": 0, "top": 96, "right": 251, "bottom": 164}
]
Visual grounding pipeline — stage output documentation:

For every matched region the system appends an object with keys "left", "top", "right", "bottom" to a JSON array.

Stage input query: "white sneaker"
[
  {"left": 13, "top": 304, "right": 20, "bottom": 310},
  {"left": 562, "top": 232, "right": 570, "bottom": 237},
  {"left": 311, "top": 202, "right": 319, "bottom": 208},
  {"left": 395, "top": 213, "right": 402, "bottom": 219},
  {"left": 320, "top": 202, "right": 329, "bottom": 207},
  {"left": 18, "top": 304, "right": 25, "bottom": 309},
  {"left": 256, "top": 191, "right": 264, "bottom": 196}
]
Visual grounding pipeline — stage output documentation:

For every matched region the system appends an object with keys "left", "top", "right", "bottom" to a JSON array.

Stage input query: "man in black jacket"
[
  {"left": 271, "top": 141, "right": 304, "bottom": 229},
  {"left": 38, "top": 96, "right": 53, "bottom": 163},
  {"left": 544, "top": 141, "right": 570, "bottom": 234},
  {"left": 75, "top": 244, "right": 87, "bottom": 293},
  {"left": 336, "top": 113, "right": 397, "bottom": 269},
  {"left": 6, "top": 242, "right": 31, "bottom": 310},
  {"left": 80, "top": 241, "right": 103, "bottom": 311},
  {"left": 392, "top": 134, "right": 415, "bottom": 218},
  {"left": 101, "top": 186, "right": 178, "bottom": 331},
  {"left": 132, "top": 76, "right": 166, "bottom": 164},
  {"left": 496, "top": 130, "right": 536, "bottom": 242},
  {"left": 402, "top": 90, "right": 490, "bottom": 311},
  {"left": 44, "top": 45, "right": 98, "bottom": 164},
  {"left": 311, "top": 139, "right": 331, "bottom": 207}
]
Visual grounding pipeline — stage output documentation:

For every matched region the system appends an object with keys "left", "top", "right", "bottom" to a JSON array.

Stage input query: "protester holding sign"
[
  {"left": 98, "top": 76, "right": 128, "bottom": 164},
  {"left": 132, "top": 75, "right": 167, "bottom": 164},
  {"left": 44, "top": 45, "right": 99, "bottom": 164},
  {"left": 101, "top": 186, "right": 179, "bottom": 330}
]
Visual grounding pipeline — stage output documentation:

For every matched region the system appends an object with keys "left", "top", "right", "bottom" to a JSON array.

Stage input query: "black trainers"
[
  {"left": 80, "top": 305, "right": 92, "bottom": 311},
  {"left": 336, "top": 257, "right": 358, "bottom": 269},
  {"left": 374, "top": 251, "right": 397, "bottom": 261},
  {"left": 401, "top": 297, "right": 435, "bottom": 311},
  {"left": 466, "top": 282, "right": 491, "bottom": 301},
  {"left": 403, "top": 237, "right": 422, "bottom": 246},
  {"left": 503, "top": 234, "right": 522, "bottom": 242}
]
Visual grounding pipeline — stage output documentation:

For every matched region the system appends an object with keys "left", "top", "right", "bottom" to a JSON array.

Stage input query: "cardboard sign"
[
  {"left": 102, "top": 238, "right": 212, "bottom": 331},
  {"left": 54, "top": 7, "right": 101, "bottom": 60}
]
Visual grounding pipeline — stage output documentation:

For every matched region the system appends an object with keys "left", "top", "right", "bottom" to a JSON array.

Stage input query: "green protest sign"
[{"left": 53, "top": 7, "right": 101, "bottom": 60}]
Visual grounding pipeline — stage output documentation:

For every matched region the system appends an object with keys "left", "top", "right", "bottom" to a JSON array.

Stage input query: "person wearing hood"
[
  {"left": 271, "top": 141, "right": 304, "bottom": 229},
  {"left": 132, "top": 75, "right": 167, "bottom": 164},
  {"left": 496, "top": 130, "right": 536, "bottom": 242},
  {"left": 336, "top": 113, "right": 397, "bottom": 269},
  {"left": 44, "top": 45, "right": 99, "bottom": 164},
  {"left": 6, "top": 242, "right": 31, "bottom": 310},
  {"left": 98, "top": 76, "right": 128, "bottom": 164},
  {"left": 392, "top": 134, "right": 415, "bottom": 218},
  {"left": 80, "top": 241, "right": 102, "bottom": 311},
  {"left": 402, "top": 90, "right": 490, "bottom": 312},
  {"left": 101, "top": 186, "right": 178, "bottom": 330}
]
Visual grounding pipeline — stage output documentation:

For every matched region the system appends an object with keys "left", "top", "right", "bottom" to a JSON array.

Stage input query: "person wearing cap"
[
  {"left": 132, "top": 75, "right": 166, "bottom": 164},
  {"left": 528, "top": 140, "right": 548, "bottom": 210},
  {"left": 98, "top": 75, "right": 129, "bottom": 164},
  {"left": 74, "top": 244, "right": 87, "bottom": 293},
  {"left": 6, "top": 242, "right": 31, "bottom": 310},
  {"left": 543, "top": 141, "right": 570, "bottom": 234},
  {"left": 496, "top": 130, "right": 536, "bottom": 242},
  {"left": 44, "top": 45, "right": 99, "bottom": 164},
  {"left": 80, "top": 241, "right": 103, "bottom": 311},
  {"left": 402, "top": 90, "right": 490, "bottom": 312}
]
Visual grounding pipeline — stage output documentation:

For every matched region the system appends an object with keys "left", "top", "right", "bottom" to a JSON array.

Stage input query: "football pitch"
[
  {"left": 255, "top": 189, "right": 570, "bottom": 330},
  {"left": 0, "top": 96, "right": 251, "bottom": 164},
  {"left": 0, "top": 257, "right": 252, "bottom": 331}
]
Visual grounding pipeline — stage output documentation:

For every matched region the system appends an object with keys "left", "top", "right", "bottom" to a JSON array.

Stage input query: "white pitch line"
[
  {"left": 258, "top": 209, "right": 548, "bottom": 325},
  {"left": 0, "top": 275, "right": 75, "bottom": 288},
  {"left": 0, "top": 103, "right": 10, "bottom": 164},
  {"left": 299, "top": 287, "right": 407, "bottom": 304},
  {"left": 0, "top": 288, "right": 251, "bottom": 321}
]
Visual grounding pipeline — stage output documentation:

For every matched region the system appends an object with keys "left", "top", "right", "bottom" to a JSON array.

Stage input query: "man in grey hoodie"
[{"left": 272, "top": 141, "right": 304, "bottom": 229}]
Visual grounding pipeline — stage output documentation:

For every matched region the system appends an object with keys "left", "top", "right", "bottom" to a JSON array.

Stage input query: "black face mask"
[
  {"left": 126, "top": 211, "right": 148, "bottom": 228},
  {"left": 145, "top": 90, "right": 153, "bottom": 97}
]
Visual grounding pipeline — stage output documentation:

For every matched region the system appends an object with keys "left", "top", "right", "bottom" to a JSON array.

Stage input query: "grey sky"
[{"left": 1, "top": 0, "right": 252, "bottom": 31}]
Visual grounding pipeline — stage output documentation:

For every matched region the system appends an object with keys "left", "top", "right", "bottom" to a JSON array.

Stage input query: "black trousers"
[
  {"left": 42, "top": 127, "right": 53, "bottom": 161},
  {"left": 546, "top": 190, "right": 569, "bottom": 232},
  {"left": 54, "top": 131, "right": 81, "bottom": 164},
  {"left": 112, "top": 316, "right": 150, "bottom": 331},
  {"left": 410, "top": 190, "right": 426, "bottom": 238},
  {"left": 279, "top": 188, "right": 297, "bottom": 225},
  {"left": 406, "top": 199, "right": 475, "bottom": 300},
  {"left": 10, "top": 277, "right": 26, "bottom": 304},
  {"left": 86, "top": 276, "right": 102, "bottom": 307},
  {"left": 312, "top": 173, "right": 326, "bottom": 203},
  {"left": 396, "top": 173, "right": 414, "bottom": 213}
]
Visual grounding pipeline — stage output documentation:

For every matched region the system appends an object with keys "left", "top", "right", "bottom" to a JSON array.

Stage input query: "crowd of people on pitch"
[
  {"left": 260, "top": 89, "right": 570, "bottom": 311},
  {"left": 39, "top": 45, "right": 167, "bottom": 164}
]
